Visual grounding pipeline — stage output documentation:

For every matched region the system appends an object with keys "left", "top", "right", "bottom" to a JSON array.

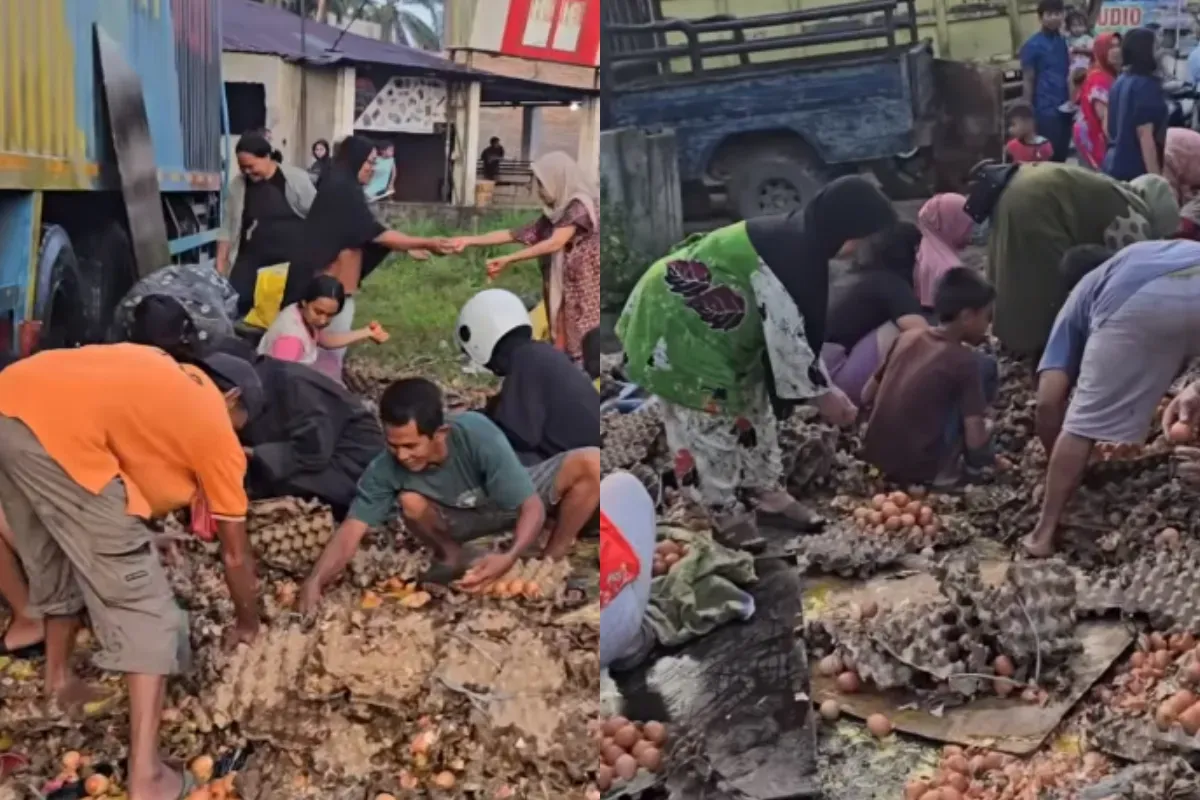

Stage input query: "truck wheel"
[
  {"left": 34, "top": 226, "right": 93, "bottom": 350},
  {"left": 728, "top": 155, "right": 832, "bottom": 219},
  {"left": 74, "top": 222, "right": 137, "bottom": 343}
]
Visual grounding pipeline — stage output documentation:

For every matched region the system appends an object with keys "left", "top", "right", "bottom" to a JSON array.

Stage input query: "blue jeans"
[{"left": 943, "top": 352, "right": 999, "bottom": 461}]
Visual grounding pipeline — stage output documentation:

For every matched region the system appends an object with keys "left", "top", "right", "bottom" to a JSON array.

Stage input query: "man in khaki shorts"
[
  {"left": 0, "top": 345, "right": 261, "bottom": 800},
  {"left": 1026, "top": 240, "right": 1200, "bottom": 558}
]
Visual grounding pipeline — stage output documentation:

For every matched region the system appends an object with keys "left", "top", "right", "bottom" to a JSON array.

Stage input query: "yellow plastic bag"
[
  {"left": 242, "top": 263, "right": 289, "bottom": 330},
  {"left": 530, "top": 299, "right": 550, "bottom": 342}
]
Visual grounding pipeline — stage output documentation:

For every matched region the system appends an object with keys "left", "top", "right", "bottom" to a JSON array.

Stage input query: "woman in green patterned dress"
[{"left": 617, "top": 176, "right": 897, "bottom": 544}]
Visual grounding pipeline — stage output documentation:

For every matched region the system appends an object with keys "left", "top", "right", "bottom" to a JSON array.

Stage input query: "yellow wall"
[{"left": 657, "top": 0, "right": 1041, "bottom": 63}]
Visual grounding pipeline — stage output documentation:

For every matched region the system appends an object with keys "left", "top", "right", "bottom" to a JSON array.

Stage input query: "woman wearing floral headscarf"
[{"left": 452, "top": 151, "right": 600, "bottom": 362}]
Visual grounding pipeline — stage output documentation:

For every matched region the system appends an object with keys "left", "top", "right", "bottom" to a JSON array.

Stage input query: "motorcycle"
[{"left": 1164, "top": 80, "right": 1200, "bottom": 130}]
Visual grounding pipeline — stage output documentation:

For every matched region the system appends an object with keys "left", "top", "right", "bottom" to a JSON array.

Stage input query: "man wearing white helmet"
[{"left": 457, "top": 289, "right": 600, "bottom": 465}]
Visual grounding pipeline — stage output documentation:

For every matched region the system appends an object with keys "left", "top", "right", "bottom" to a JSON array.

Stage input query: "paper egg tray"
[
  {"left": 795, "top": 514, "right": 973, "bottom": 579},
  {"left": 299, "top": 604, "right": 438, "bottom": 713},
  {"left": 814, "top": 558, "right": 1080, "bottom": 696},
  {"left": 482, "top": 557, "right": 574, "bottom": 601},
  {"left": 189, "top": 621, "right": 326, "bottom": 750},
  {"left": 247, "top": 497, "right": 336, "bottom": 575},
  {"left": 601, "top": 403, "right": 665, "bottom": 475},
  {"left": 1079, "top": 546, "right": 1200, "bottom": 632}
]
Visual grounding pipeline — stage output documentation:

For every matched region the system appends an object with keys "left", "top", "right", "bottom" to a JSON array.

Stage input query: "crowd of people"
[
  {"left": 599, "top": 150, "right": 1200, "bottom": 670},
  {"left": 0, "top": 133, "right": 602, "bottom": 800}
]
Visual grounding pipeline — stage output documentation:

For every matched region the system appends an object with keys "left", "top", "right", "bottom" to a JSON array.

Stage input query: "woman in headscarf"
[
  {"left": 1074, "top": 33, "right": 1122, "bottom": 170},
  {"left": 1165, "top": 129, "right": 1200, "bottom": 239},
  {"left": 452, "top": 151, "right": 599, "bottom": 362},
  {"left": 1103, "top": 27, "right": 1167, "bottom": 180},
  {"left": 914, "top": 193, "right": 975, "bottom": 308},
  {"left": 217, "top": 133, "right": 317, "bottom": 317},
  {"left": 280, "top": 135, "right": 456, "bottom": 373},
  {"left": 617, "top": 176, "right": 897, "bottom": 544},
  {"left": 985, "top": 163, "right": 1179, "bottom": 356},
  {"left": 308, "top": 139, "right": 332, "bottom": 187},
  {"left": 823, "top": 221, "right": 927, "bottom": 406},
  {"left": 111, "top": 263, "right": 240, "bottom": 360}
]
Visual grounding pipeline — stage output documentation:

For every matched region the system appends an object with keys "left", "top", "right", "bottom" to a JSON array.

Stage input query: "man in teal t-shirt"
[
  {"left": 299, "top": 377, "right": 599, "bottom": 608},
  {"left": 364, "top": 141, "right": 396, "bottom": 200}
]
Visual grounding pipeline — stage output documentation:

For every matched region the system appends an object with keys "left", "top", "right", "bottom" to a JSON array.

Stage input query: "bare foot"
[
  {"left": 1020, "top": 533, "right": 1057, "bottom": 559},
  {"left": 2, "top": 616, "right": 44, "bottom": 652},
  {"left": 49, "top": 676, "right": 109, "bottom": 712},
  {"left": 129, "top": 764, "right": 185, "bottom": 800}
]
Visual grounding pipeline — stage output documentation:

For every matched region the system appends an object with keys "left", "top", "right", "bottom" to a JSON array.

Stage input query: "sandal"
[{"left": 0, "top": 625, "right": 46, "bottom": 661}]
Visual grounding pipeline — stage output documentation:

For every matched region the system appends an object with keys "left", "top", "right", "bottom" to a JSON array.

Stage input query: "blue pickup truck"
[{"left": 601, "top": 2, "right": 1004, "bottom": 219}]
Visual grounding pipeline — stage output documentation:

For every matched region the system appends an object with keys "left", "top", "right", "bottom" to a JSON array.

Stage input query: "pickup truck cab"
[{"left": 602, "top": 2, "right": 1003, "bottom": 219}]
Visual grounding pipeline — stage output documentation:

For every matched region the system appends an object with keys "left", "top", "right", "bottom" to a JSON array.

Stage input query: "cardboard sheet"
[{"left": 807, "top": 561, "right": 1133, "bottom": 755}]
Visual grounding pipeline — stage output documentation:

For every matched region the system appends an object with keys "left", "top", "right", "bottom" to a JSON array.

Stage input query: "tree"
[
  {"left": 369, "top": 0, "right": 443, "bottom": 50},
  {"left": 248, "top": 0, "right": 445, "bottom": 50}
]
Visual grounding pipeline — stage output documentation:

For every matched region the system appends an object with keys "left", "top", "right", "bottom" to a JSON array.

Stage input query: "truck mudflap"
[
  {"left": 931, "top": 58, "right": 1006, "bottom": 193},
  {"left": 95, "top": 26, "right": 171, "bottom": 279}
]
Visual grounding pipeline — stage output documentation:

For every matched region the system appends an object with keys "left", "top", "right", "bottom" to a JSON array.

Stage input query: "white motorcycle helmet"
[{"left": 456, "top": 288, "right": 534, "bottom": 367}]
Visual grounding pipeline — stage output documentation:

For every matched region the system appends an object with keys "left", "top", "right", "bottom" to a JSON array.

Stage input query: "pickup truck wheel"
[{"left": 728, "top": 155, "right": 832, "bottom": 219}]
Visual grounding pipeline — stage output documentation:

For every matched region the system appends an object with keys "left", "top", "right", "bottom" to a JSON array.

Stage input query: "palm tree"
[{"left": 369, "top": 0, "right": 444, "bottom": 50}]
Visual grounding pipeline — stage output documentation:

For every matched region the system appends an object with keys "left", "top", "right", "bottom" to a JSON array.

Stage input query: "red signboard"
[{"left": 498, "top": 0, "right": 601, "bottom": 67}]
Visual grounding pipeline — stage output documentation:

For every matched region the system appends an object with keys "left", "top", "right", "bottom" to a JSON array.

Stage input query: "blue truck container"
[{"left": 0, "top": 0, "right": 224, "bottom": 353}]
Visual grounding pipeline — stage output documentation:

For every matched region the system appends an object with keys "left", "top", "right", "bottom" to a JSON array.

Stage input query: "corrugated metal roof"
[{"left": 221, "top": 0, "right": 596, "bottom": 103}]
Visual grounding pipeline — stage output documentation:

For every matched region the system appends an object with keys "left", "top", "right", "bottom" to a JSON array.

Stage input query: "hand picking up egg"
[
  {"left": 652, "top": 539, "right": 691, "bottom": 577},
  {"left": 592, "top": 716, "right": 669, "bottom": 791}
]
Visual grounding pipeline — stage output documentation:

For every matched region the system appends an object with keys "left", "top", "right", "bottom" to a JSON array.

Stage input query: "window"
[{"left": 225, "top": 82, "right": 266, "bottom": 135}]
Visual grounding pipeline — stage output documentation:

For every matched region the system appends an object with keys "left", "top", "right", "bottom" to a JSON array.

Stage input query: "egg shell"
[
  {"left": 602, "top": 744, "right": 626, "bottom": 766},
  {"left": 1169, "top": 421, "right": 1194, "bottom": 443},
  {"left": 993, "top": 655, "right": 1015, "bottom": 677},
  {"left": 944, "top": 754, "right": 969, "bottom": 774},
  {"left": 835, "top": 671, "right": 861, "bottom": 693},
  {"left": 871, "top": 494, "right": 888, "bottom": 509},
  {"left": 889, "top": 491, "right": 910, "bottom": 506},
  {"left": 1150, "top": 632, "right": 1168, "bottom": 651},
  {"left": 1179, "top": 703, "right": 1200, "bottom": 735},
  {"left": 904, "top": 780, "right": 930, "bottom": 800},
  {"left": 817, "top": 654, "right": 844, "bottom": 677},
  {"left": 881, "top": 502, "right": 900, "bottom": 518},
  {"left": 664, "top": 552, "right": 680, "bottom": 567}
]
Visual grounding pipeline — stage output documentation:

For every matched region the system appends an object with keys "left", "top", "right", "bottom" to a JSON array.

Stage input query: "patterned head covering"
[{"left": 1130, "top": 174, "right": 1181, "bottom": 239}]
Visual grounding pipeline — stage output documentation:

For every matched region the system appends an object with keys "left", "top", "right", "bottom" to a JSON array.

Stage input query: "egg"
[
  {"left": 944, "top": 754, "right": 969, "bottom": 774},
  {"left": 890, "top": 491, "right": 910, "bottom": 506},
  {"left": 636, "top": 746, "right": 663, "bottom": 772},
  {"left": 190, "top": 754, "right": 215, "bottom": 783},
  {"left": 885, "top": 516, "right": 902, "bottom": 531},
  {"left": 596, "top": 765, "right": 614, "bottom": 791},
  {"left": 432, "top": 771, "right": 457, "bottom": 790},
  {"left": 664, "top": 553, "right": 680, "bottom": 567},
  {"left": 881, "top": 502, "right": 900, "bottom": 518},
  {"left": 602, "top": 716, "right": 627, "bottom": 736},
  {"left": 1153, "top": 649, "right": 1174, "bottom": 669},
  {"left": 899, "top": 513, "right": 917, "bottom": 528},
  {"left": 602, "top": 744, "right": 626, "bottom": 765},
  {"left": 871, "top": 494, "right": 888, "bottom": 509},
  {"left": 944, "top": 772, "right": 969, "bottom": 792},
  {"left": 1150, "top": 632, "right": 1168, "bottom": 651},
  {"left": 835, "top": 671, "right": 861, "bottom": 693},
  {"left": 860, "top": 600, "right": 879, "bottom": 619},
  {"left": 1179, "top": 703, "right": 1200, "bottom": 735},
  {"left": 904, "top": 780, "right": 930, "bottom": 800},
  {"left": 993, "top": 655, "right": 1015, "bottom": 677},
  {"left": 614, "top": 754, "right": 639, "bottom": 781},
  {"left": 866, "top": 713, "right": 892, "bottom": 738},
  {"left": 819, "top": 699, "right": 841, "bottom": 721},
  {"left": 62, "top": 752, "right": 82, "bottom": 772},
  {"left": 84, "top": 774, "right": 109, "bottom": 797},
  {"left": 1169, "top": 421, "right": 1194, "bottom": 443},
  {"left": 939, "top": 788, "right": 962, "bottom": 800},
  {"left": 508, "top": 579, "right": 526, "bottom": 597},
  {"left": 613, "top": 723, "right": 640, "bottom": 750},
  {"left": 817, "top": 654, "right": 844, "bottom": 677},
  {"left": 643, "top": 721, "right": 668, "bottom": 745},
  {"left": 1156, "top": 702, "right": 1179, "bottom": 731}
]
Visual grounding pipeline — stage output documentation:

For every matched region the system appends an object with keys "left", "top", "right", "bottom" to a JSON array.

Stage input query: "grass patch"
[{"left": 353, "top": 210, "right": 543, "bottom": 384}]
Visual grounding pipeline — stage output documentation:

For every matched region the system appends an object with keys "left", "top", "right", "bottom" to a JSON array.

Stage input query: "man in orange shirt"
[{"left": 0, "top": 345, "right": 260, "bottom": 800}]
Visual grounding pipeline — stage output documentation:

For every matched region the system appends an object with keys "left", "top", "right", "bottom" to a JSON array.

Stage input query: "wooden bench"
[{"left": 476, "top": 158, "right": 534, "bottom": 204}]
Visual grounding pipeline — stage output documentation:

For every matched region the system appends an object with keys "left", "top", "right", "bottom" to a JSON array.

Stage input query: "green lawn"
[{"left": 353, "top": 210, "right": 543, "bottom": 384}]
